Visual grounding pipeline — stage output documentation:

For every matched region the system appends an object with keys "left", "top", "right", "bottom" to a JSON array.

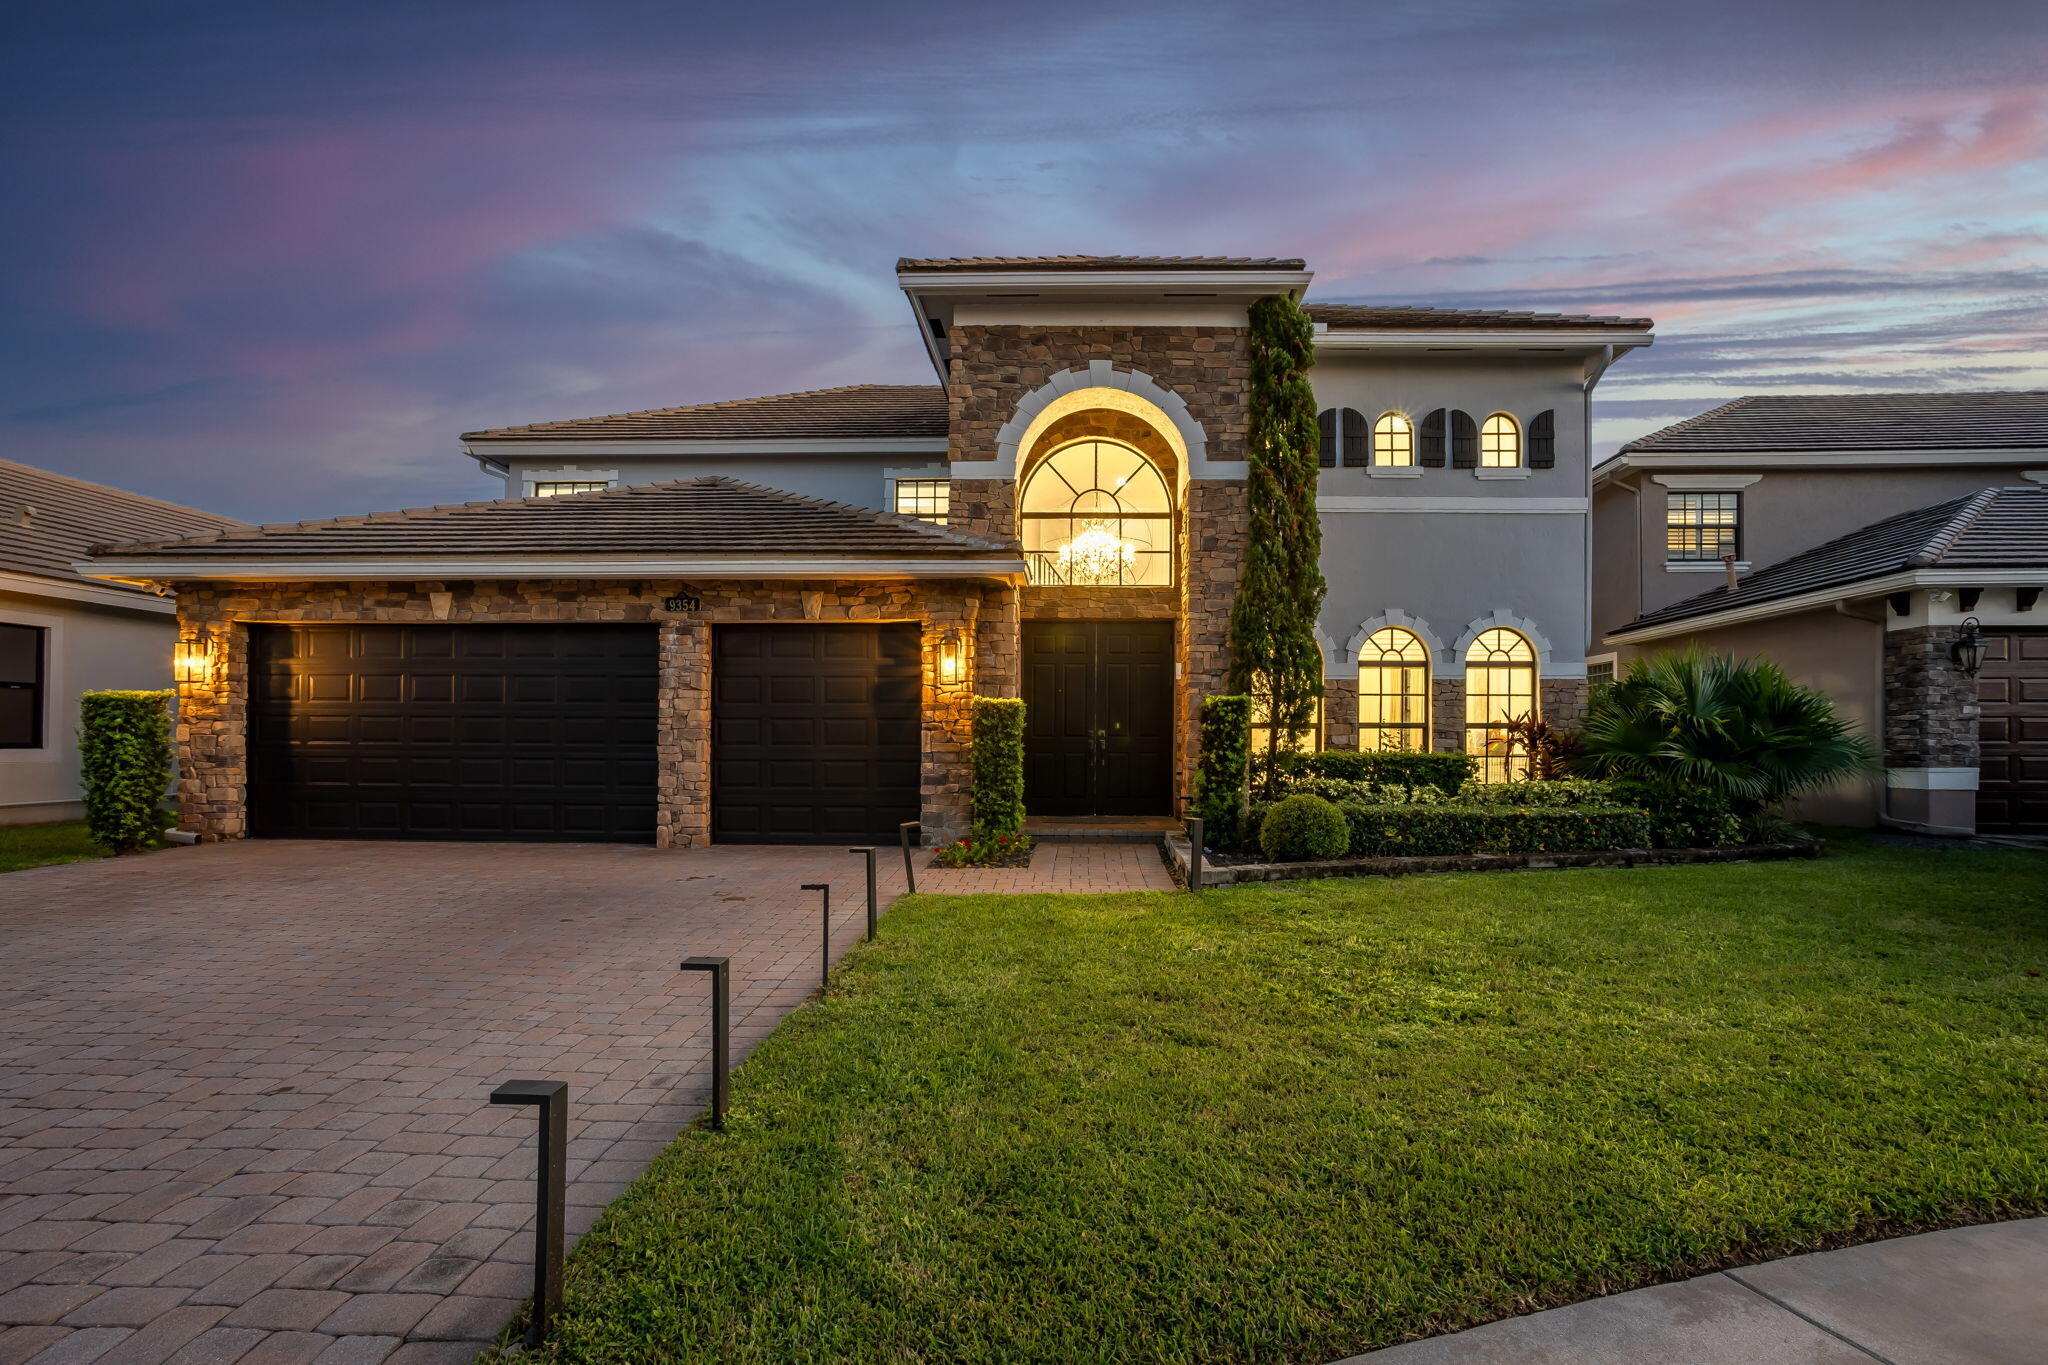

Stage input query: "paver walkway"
[
  {"left": 0, "top": 836, "right": 1169, "bottom": 1364},
  {"left": 1342, "top": 1217, "right": 2048, "bottom": 1364}
]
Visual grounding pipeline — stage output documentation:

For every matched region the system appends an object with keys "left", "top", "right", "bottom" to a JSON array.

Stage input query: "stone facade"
[
  {"left": 1320, "top": 678, "right": 1359, "bottom": 752},
  {"left": 171, "top": 578, "right": 994, "bottom": 848},
  {"left": 1883, "top": 625, "right": 1979, "bottom": 768},
  {"left": 1431, "top": 677, "right": 1467, "bottom": 755},
  {"left": 1540, "top": 678, "right": 1590, "bottom": 731}
]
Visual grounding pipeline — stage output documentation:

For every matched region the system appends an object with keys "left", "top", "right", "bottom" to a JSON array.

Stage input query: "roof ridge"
[
  {"left": 460, "top": 383, "right": 943, "bottom": 440},
  {"left": 1912, "top": 486, "right": 2005, "bottom": 566},
  {"left": 0, "top": 458, "right": 244, "bottom": 529}
]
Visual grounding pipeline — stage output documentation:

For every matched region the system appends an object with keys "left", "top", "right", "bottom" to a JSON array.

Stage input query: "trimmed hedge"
[
  {"left": 1260, "top": 794, "right": 1348, "bottom": 862},
  {"left": 1285, "top": 749, "right": 1475, "bottom": 799},
  {"left": 969, "top": 697, "right": 1027, "bottom": 837},
  {"left": 1335, "top": 803, "right": 1654, "bottom": 858},
  {"left": 1457, "top": 779, "right": 1625, "bottom": 808},
  {"left": 1196, "top": 695, "right": 1252, "bottom": 851},
  {"left": 80, "top": 689, "right": 173, "bottom": 853},
  {"left": 1612, "top": 781, "right": 1742, "bottom": 848}
]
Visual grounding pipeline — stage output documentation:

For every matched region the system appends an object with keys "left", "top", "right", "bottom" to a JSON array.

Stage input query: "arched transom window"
[
  {"left": 1480, "top": 413, "right": 1522, "bottom": 469},
  {"left": 1020, "top": 439, "right": 1173, "bottom": 586},
  {"left": 1373, "top": 412, "right": 1414, "bottom": 468},
  {"left": 1359, "top": 627, "right": 1429, "bottom": 752},
  {"left": 1465, "top": 628, "right": 1536, "bottom": 781}
]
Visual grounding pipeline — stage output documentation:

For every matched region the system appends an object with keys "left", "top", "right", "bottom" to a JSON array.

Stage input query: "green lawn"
[
  {"left": 0, "top": 819, "right": 114, "bottom": 873},
  {"left": 535, "top": 837, "right": 2048, "bottom": 1364}
]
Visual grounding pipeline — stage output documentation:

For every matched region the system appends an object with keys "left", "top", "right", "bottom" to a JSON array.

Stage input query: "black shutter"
[
  {"left": 1529, "top": 409, "right": 1556, "bottom": 468},
  {"left": 1419, "top": 408, "right": 1446, "bottom": 467},
  {"left": 1341, "top": 408, "right": 1367, "bottom": 467},
  {"left": 1316, "top": 409, "right": 1337, "bottom": 468},
  {"left": 1450, "top": 410, "right": 1478, "bottom": 468}
]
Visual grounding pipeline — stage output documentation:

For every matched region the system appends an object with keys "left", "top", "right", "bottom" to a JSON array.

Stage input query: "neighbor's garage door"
[
  {"left": 249, "top": 624, "right": 658, "bottom": 842},
  {"left": 1977, "top": 629, "right": 2047, "bottom": 836},
  {"left": 712, "top": 623, "right": 920, "bottom": 843}
]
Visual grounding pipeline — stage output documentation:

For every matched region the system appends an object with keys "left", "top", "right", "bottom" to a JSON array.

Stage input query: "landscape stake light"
[
  {"left": 898, "top": 820, "right": 919, "bottom": 893},
  {"left": 849, "top": 846, "right": 879, "bottom": 939},
  {"left": 1186, "top": 815, "right": 1205, "bottom": 892},
  {"left": 677, "top": 957, "right": 730, "bottom": 1131},
  {"left": 802, "top": 882, "right": 831, "bottom": 986},
  {"left": 1950, "top": 616, "right": 1988, "bottom": 677},
  {"left": 488, "top": 1079, "right": 567, "bottom": 1348}
]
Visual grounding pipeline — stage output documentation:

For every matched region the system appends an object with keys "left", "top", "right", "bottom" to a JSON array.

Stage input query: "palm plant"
[{"left": 1577, "top": 649, "right": 1877, "bottom": 811}]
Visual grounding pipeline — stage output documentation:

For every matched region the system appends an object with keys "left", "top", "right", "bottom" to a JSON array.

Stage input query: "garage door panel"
[
  {"left": 712, "top": 623, "right": 920, "bottom": 844},
  {"left": 1978, "top": 630, "right": 2047, "bottom": 836},
  {"left": 250, "top": 624, "right": 656, "bottom": 843}
]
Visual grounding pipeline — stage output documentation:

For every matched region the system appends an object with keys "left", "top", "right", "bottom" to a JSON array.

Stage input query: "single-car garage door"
[
  {"left": 1978, "top": 629, "right": 2047, "bottom": 836},
  {"left": 249, "top": 624, "right": 658, "bottom": 842},
  {"left": 712, "top": 623, "right": 920, "bottom": 843}
]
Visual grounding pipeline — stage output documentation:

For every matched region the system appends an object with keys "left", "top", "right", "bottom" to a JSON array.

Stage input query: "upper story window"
[
  {"left": 1373, "top": 412, "right": 1414, "bottom": 468},
  {"left": 1020, "top": 439, "right": 1173, "bottom": 586},
  {"left": 1465, "top": 627, "right": 1536, "bottom": 782},
  {"left": 1479, "top": 413, "right": 1522, "bottom": 468},
  {"left": 893, "top": 478, "right": 950, "bottom": 526},
  {"left": 1358, "top": 627, "right": 1429, "bottom": 752},
  {"left": 531, "top": 480, "right": 610, "bottom": 498},
  {"left": 0, "top": 623, "right": 46, "bottom": 749},
  {"left": 1666, "top": 492, "right": 1739, "bottom": 562}
]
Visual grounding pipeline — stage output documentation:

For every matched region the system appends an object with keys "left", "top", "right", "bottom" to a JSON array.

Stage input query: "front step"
[{"left": 1023, "top": 816, "right": 1181, "bottom": 844}]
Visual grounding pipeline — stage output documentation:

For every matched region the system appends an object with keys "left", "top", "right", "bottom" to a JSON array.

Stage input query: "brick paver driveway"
[{"left": 0, "top": 840, "right": 923, "bottom": 1364}]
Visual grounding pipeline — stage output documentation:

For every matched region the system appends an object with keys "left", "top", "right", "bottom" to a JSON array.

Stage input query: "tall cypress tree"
[{"left": 1228, "top": 295, "right": 1326, "bottom": 793}]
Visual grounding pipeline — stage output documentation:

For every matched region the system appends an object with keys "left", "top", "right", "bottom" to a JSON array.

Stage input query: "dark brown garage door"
[
  {"left": 712, "top": 623, "right": 921, "bottom": 843},
  {"left": 1977, "top": 630, "right": 2047, "bottom": 835},
  {"left": 249, "top": 624, "right": 658, "bottom": 842}
]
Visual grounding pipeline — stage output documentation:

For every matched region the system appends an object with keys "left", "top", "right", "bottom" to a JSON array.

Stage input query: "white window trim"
[
  {"left": 1474, "top": 467, "right": 1532, "bottom": 480},
  {"left": 0, "top": 608, "right": 62, "bottom": 760},
  {"left": 1666, "top": 559, "right": 1751, "bottom": 573},
  {"left": 1651, "top": 473, "right": 1764, "bottom": 491},
  {"left": 1367, "top": 467, "right": 1423, "bottom": 479},
  {"left": 523, "top": 466, "right": 618, "bottom": 498}
]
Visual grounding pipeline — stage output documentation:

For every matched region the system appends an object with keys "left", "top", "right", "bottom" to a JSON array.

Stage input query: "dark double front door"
[{"left": 1022, "top": 620, "right": 1174, "bottom": 817}]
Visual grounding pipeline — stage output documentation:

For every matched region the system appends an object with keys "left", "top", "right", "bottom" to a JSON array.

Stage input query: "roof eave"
[
  {"left": 1607, "top": 446, "right": 2048, "bottom": 470},
  {"left": 78, "top": 554, "right": 1029, "bottom": 585},
  {"left": 1606, "top": 565, "right": 2048, "bottom": 643},
  {"left": 896, "top": 267, "right": 1314, "bottom": 296},
  {"left": 456, "top": 436, "right": 951, "bottom": 456},
  {"left": 1316, "top": 328, "right": 1653, "bottom": 353}
]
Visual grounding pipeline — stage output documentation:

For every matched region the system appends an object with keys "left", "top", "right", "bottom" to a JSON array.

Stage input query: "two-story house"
[
  {"left": 1593, "top": 394, "right": 2048, "bottom": 836},
  {"left": 80, "top": 255, "right": 1651, "bottom": 847}
]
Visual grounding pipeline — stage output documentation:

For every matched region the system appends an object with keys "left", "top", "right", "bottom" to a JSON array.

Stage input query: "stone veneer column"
[
  {"left": 1882, "top": 624, "right": 1980, "bottom": 831},
  {"left": 1181, "top": 479, "right": 1249, "bottom": 796},
  {"left": 921, "top": 592, "right": 980, "bottom": 842},
  {"left": 656, "top": 619, "right": 710, "bottom": 849},
  {"left": 1321, "top": 678, "right": 1358, "bottom": 751},
  {"left": 1431, "top": 677, "right": 1467, "bottom": 755},
  {"left": 175, "top": 592, "right": 247, "bottom": 841},
  {"left": 1540, "top": 678, "right": 1590, "bottom": 730}
]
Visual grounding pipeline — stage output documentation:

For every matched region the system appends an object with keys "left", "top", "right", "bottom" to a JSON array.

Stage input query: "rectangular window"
[
  {"left": 531, "top": 480, "right": 610, "bottom": 498},
  {"left": 893, "top": 478, "right": 950, "bottom": 525},
  {"left": 1586, "top": 659, "right": 1616, "bottom": 688},
  {"left": 0, "top": 623, "right": 46, "bottom": 749},
  {"left": 1666, "top": 492, "right": 1740, "bottom": 562}
]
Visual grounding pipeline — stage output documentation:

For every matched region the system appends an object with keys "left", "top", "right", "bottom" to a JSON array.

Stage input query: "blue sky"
[{"left": 4, "top": 0, "right": 2045, "bottom": 520}]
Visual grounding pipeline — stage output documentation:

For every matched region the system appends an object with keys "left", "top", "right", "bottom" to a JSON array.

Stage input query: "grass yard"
[
  {"left": 0, "top": 819, "right": 114, "bottom": 874},
  {"left": 537, "top": 836, "right": 2048, "bottom": 1364}
]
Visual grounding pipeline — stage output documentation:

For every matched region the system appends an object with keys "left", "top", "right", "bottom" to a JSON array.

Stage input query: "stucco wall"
[
  {"left": 494, "top": 453, "right": 945, "bottom": 511},
  {"left": 1, "top": 588, "right": 179, "bottom": 825}
]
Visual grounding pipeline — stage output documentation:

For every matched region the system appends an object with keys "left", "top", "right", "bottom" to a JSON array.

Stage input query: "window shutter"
[
  {"left": 1316, "top": 409, "right": 1337, "bottom": 468},
  {"left": 1529, "top": 409, "right": 1556, "bottom": 468},
  {"left": 1341, "top": 408, "right": 1367, "bottom": 467},
  {"left": 1419, "top": 408, "right": 1446, "bottom": 467},
  {"left": 1450, "top": 410, "right": 1478, "bottom": 468}
]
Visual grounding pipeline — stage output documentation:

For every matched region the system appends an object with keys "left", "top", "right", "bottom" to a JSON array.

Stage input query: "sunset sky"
[{"left": 5, "top": 0, "right": 2046, "bottom": 521}]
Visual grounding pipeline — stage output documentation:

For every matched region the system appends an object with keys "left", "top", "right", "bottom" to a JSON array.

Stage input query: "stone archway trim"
[
  {"left": 976, "top": 362, "right": 1213, "bottom": 480},
  {"left": 1335, "top": 609, "right": 1448, "bottom": 681}
]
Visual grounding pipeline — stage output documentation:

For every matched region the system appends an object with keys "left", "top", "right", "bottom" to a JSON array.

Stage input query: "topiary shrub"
[
  {"left": 1259, "top": 793, "right": 1349, "bottom": 862},
  {"left": 1196, "top": 695, "right": 1252, "bottom": 851},
  {"left": 969, "top": 697, "right": 1026, "bottom": 837},
  {"left": 80, "top": 689, "right": 173, "bottom": 853},
  {"left": 1291, "top": 750, "right": 1475, "bottom": 799}
]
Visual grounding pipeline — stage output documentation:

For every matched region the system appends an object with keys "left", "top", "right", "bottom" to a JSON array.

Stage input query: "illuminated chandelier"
[{"left": 1054, "top": 521, "right": 1136, "bottom": 585}]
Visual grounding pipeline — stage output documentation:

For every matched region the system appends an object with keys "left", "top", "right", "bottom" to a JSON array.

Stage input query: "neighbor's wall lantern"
[
  {"left": 1949, "top": 616, "right": 1987, "bottom": 678},
  {"left": 173, "top": 627, "right": 214, "bottom": 685}
]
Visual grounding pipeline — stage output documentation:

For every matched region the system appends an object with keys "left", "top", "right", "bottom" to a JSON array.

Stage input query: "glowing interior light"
[{"left": 1054, "top": 522, "right": 1136, "bottom": 585}]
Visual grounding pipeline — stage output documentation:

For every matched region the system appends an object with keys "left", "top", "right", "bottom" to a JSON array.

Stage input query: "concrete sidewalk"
[{"left": 1343, "top": 1217, "right": 2048, "bottom": 1364}]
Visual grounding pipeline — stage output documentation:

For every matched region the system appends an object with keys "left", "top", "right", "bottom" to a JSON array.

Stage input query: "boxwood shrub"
[
  {"left": 1284, "top": 749, "right": 1475, "bottom": 799},
  {"left": 80, "top": 689, "right": 173, "bottom": 853},
  {"left": 1196, "top": 695, "right": 1252, "bottom": 851},
  {"left": 1337, "top": 803, "right": 1654, "bottom": 858},
  {"left": 1259, "top": 794, "right": 1350, "bottom": 862},
  {"left": 1611, "top": 781, "right": 1742, "bottom": 848},
  {"left": 969, "top": 697, "right": 1027, "bottom": 837}
]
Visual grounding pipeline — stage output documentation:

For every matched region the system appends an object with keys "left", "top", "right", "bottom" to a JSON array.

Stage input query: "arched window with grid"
[
  {"left": 1358, "top": 627, "right": 1430, "bottom": 752},
  {"left": 1019, "top": 439, "right": 1174, "bottom": 586},
  {"left": 1479, "top": 413, "right": 1522, "bottom": 469},
  {"left": 1373, "top": 412, "right": 1414, "bottom": 468},
  {"left": 1464, "top": 628, "right": 1536, "bottom": 781}
]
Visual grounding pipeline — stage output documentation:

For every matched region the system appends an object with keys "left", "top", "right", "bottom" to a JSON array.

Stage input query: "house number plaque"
[{"left": 661, "top": 593, "right": 701, "bottom": 612}]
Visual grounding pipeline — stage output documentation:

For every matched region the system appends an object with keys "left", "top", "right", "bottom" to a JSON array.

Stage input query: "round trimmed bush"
[{"left": 1259, "top": 793, "right": 1348, "bottom": 862}]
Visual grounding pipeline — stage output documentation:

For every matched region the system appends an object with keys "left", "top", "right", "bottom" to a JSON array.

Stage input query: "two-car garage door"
[{"left": 248, "top": 622, "right": 921, "bottom": 845}]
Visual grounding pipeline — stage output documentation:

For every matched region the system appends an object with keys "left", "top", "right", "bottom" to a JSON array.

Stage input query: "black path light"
[
  {"left": 1186, "top": 815, "right": 1205, "bottom": 892},
  {"left": 1950, "top": 616, "right": 1988, "bottom": 677},
  {"left": 898, "top": 821, "right": 920, "bottom": 893},
  {"left": 677, "top": 956, "right": 730, "bottom": 1132},
  {"left": 802, "top": 882, "right": 831, "bottom": 987},
  {"left": 848, "top": 847, "right": 879, "bottom": 939},
  {"left": 488, "top": 1079, "right": 567, "bottom": 1348}
]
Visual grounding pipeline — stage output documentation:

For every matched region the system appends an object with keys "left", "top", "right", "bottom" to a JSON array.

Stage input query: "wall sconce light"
[
  {"left": 1949, "top": 616, "right": 1987, "bottom": 678},
  {"left": 936, "top": 628, "right": 965, "bottom": 685},
  {"left": 173, "top": 628, "right": 212, "bottom": 684}
]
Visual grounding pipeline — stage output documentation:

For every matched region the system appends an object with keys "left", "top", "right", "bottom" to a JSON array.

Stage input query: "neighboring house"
[
  {"left": 82, "top": 255, "right": 1652, "bottom": 847},
  {"left": 1, "top": 460, "right": 243, "bottom": 825},
  {"left": 1592, "top": 394, "right": 2048, "bottom": 835}
]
